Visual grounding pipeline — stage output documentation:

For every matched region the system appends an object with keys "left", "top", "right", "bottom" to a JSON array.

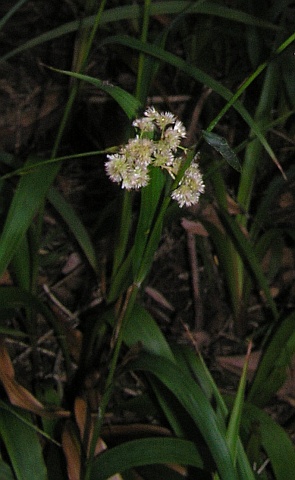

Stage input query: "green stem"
[
  {"left": 135, "top": 0, "right": 152, "bottom": 104},
  {"left": 84, "top": 283, "right": 139, "bottom": 480}
]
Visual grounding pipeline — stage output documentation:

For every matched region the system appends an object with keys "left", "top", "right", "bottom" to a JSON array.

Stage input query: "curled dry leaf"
[{"left": 62, "top": 420, "right": 81, "bottom": 480}]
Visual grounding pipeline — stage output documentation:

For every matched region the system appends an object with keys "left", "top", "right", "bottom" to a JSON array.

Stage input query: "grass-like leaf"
[
  {"left": 90, "top": 437, "right": 204, "bottom": 480},
  {"left": 248, "top": 310, "right": 295, "bottom": 407},
  {"left": 0, "top": 404, "right": 47, "bottom": 480},
  {"left": 0, "top": 2, "right": 280, "bottom": 63},
  {"left": 131, "top": 352, "right": 238, "bottom": 480},
  {"left": 46, "top": 68, "right": 141, "bottom": 120},
  {"left": 241, "top": 402, "right": 295, "bottom": 479},
  {"left": 101, "top": 35, "right": 277, "bottom": 164},
  {"left": 218, "top": 208, "right": 278, "bottom": 319}
]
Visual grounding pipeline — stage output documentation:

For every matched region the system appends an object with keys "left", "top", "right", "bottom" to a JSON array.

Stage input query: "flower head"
[
  {"left": 105, "top": 106, "right": 204, "bottom": 203},
  {"left": 171, "top": 158, "right": 205, "bottom": 207}
]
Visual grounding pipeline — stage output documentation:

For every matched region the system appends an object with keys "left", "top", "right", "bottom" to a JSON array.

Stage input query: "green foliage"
[{"left": 0, "top": 1, "right": 294, "bottom": 479}]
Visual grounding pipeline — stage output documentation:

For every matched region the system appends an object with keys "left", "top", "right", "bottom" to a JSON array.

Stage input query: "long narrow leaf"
[
  {"left": 90, "top": 437, "right": 204, "bottom": 480},
  {"left": 248, "top": 310, "right": 295, "bottom": 407},
  {"left": 47, "top": 68, "right": 141, "bottom": 120},
  {"left": 0, "top": 2, "right": 280, "bottom": 63},
  {"left": 131, "top": 352, "right": 238, "bottom": 480},
  {"left": 0, "top": 405, "right": 47, "bottom": 480},
  {"left": 0, "top": 158, "right": 61, "bottom": 278},
  {"left": 218, "top": 209, "right": 278, "bottom": 318},
  {"left": 241, "top": 402, "right": 295, "bottom": 480},
  {"left": 101, "top": 35, "right": 277, "bottom": 163}
]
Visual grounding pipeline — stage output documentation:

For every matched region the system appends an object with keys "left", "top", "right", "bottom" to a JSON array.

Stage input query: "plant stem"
[{"left": 84, "top": 284, "right": 139, "bottom": 480}]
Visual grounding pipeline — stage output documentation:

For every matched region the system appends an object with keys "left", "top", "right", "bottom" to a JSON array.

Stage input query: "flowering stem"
[
  {"left": 135, "top": 0, "right": 152, "bottom": 103},
  {"left": 85, "top": 283, "right": 139, "bottom": 479}
]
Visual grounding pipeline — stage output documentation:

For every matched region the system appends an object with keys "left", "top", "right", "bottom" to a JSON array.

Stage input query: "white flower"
[
  {"left": 154, "top": 111, "right": 177, "bottom": 130},
  {"left": 124, "top": 137, "right": 154, "bottom": 167},
  {"left": 171, "top": 158, "right": 205, "bottom": 207},
  {"left": 105, "top": 106, "right": 198, "bottom": 194},
  {"left": 105, "top": 153, "right": 128, "bottom": 183},
  {"left": 122, "top": 164, "right": 150, "bottom": 190},
  {"left": 132, "top": 116, "right": 155, "bottom": 133},
  {"left": 144, "top": 106, "right": 158, "bottom": 121}
]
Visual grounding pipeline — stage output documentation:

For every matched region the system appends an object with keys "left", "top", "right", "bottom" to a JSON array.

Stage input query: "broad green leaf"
[
  {"left": 106, "top": 303, "right": 174, "bottom": 362},
  {"left": 131, "top": 352, "right": 238, "bottom": 480},
  {"left": 202, "top": 131, "right": 242, "bottom": 172},
  {"left": 0, "top": 157, "right": 61, "bottom": 278},
  {"left": 47, "top": 187, "right": 98, "bottom": 273},
  {"left": 10, "top": 234, "right": 31, "bottom": 291},
  {"left": 90, "top": 437, "right": 204, "bottom": 480},
  {"left": 0, "top": 405, "right": 47, "bottom": 480}
]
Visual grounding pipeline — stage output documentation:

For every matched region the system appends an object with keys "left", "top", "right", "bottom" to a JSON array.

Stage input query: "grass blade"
[
  {"left": 0, "top": 2, "right": 280, "bottom": 63},
  {"left": 242, "top": 402, "right": 295, "bottom": 479},
  {"left": 90, "top": 437, "right": 204, "bottom": 480},
  {"left": 0, "top": 0, "right": 29, "bottom": 31},
  {"left": 102, "top": 35, "right": 277, "bottom": 163},
  {"left": 0, "top": 404, "right": 47, "bottom": 480},
  {"left": 131, "top": 352, "right": 238, "bottom": 480},
  {"left": 0, "top": 157, "right": 63, "bottom": 278},
  {"left": 248, "top": 310, "right": 295, "bottom": 407},
  {"left": 226, "top": 342, "right": 251, "bottom": 464},
  {"left": 47, "top": 68, "right": 141, "bottom": 119}
]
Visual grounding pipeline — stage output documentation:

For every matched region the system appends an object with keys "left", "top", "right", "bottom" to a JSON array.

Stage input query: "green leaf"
[
  {"left": 202, "top": 131, "right": 242, "bottom": 172},
  {"left": 0, "top": 157, "right": 60, "bottom": 278},
  {"left": 241, "top": 402, "right": 295, "bottom": 480},
  {"left": 107, "top": 303, "right": 174, "bottom": 362},
  {"left": 226, "top": 345, "right": 251, "bottom": 464},
  {"left": 0, "top": 2, "right": 281, "bottom": 63},
  {"left": 218, "top": 209, "right": 278, "bottom": 319},
  {"left": 131, "top": 352, "right": 238, "bottom": 480},
  {"left": 47, "top": 69, "right": 141, "bottom": 120},
  {"left": 0, "top": 405, "right": 47, "bottom": 480},
  {"left": 0, "top": 459, "right": 15, "bottom": 480},
  {"left": 132, "top": 168, "right": 166, "bottom": 279},
  {"left": 171, "top": 346, "right": 255, "bottom": 480},
  {"left": 248, "top": 310, "right": 295, "bottom": 407},
  {"left": 48, "top": 187, "right": 98, "bottom": 273},
  {"left": 101, "top": 35, "right": 277, "bottom": 162},
  {"left": 90, "top": 437, "right": 204, "bottom": 480},
  {"left": 0, "top": 0, "right": 29, "bottom": 31}
]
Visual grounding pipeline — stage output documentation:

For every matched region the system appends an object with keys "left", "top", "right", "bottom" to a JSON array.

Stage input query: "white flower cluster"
[{"left": 105, "top": 106, "right": 204, "bottom": 207}]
